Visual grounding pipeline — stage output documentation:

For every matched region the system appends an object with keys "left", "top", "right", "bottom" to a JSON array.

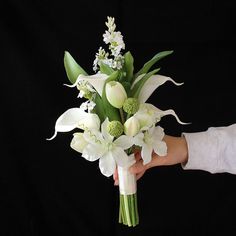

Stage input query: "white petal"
[
  {"left": 83, "top": 130, "right": 103, "bottom": 145},
  {"left": 153, "top": 126, "right": 165, "bottom": 140},
  {"left": 141, "top": 144, "right": 153, "bottom": 165},
  {"left": 82, "top": 143, "right": 104, "bottom": 161},
  {"left": 65, "top": 73, "right": 108, "bottom": 97},
  {"left": 77, "top": 113, "right": 100, "bottom": 130},
  {"left": 138, "top": 74, "right": 184, "bottom": 103},
  {"left": 112, "top": 147, "right": 130, "bottom": 167},
  {"left": 133, "top": 132, "right": 144, "bottom": 147},
  {"left": 153, "top": 140, "right": 167, "bottom": 157},
  {"left": 70, "top": 132, "right": 88, "bottom": 153},
  {"left": 101, "top": 118, "right": 113, "bottom": 142},
  {"left": 114, "top": 135, "right": 134, "bottom": 150},
  {"left": 99, "top": 152, "right": 116, "bottom": 177},
  {"left": 47, "top": 108, "right": 87, "bottom": 140},
  {"left": 156, "top": 108, "right": 189, "bottom": 125}
]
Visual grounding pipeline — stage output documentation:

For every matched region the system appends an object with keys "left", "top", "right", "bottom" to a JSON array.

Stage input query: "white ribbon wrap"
[{"left": 118, "top": 155, "right": 137, "bottom": 195}]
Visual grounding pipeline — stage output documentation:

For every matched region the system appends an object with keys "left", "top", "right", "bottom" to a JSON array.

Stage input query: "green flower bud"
[
  {"left": 105, "top": 81, "right": 127, "bottom": 108},
  {"left": 123, "top": 98, "right": 139, "bottom": 115},
  {"left": 107, "top": 120, "right": 124, "bottom": 137},
  {"left": 124, "top": 116, "right": 140, "bottom": 137}
]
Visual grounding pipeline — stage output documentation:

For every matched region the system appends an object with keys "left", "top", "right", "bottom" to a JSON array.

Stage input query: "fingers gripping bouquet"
[{"left": 48, "top": 17, "right": 186, "bottom": 227}]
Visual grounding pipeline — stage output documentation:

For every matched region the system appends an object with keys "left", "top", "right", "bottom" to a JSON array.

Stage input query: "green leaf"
[
  {"left": 93, "top": 94, "right": 106, "bottom": 123},
  {"left": 131, "top": 68, "right": 161, "bottom": 99},
  {"left": 121, "top": 81, "right": 131, "bottom": 96},
  {"left": 64, "top": 51, "right": 88, "bottom": 84},
  {"left": 135, "top": 50, "right": 173, "bottom": 78},
  {"left": 99, "top": 62, "right": 115, "bottom": 75},
  {"left": 102, "top": 71, "right": 121, "bottom": 121},
  {"left": 124, "top": 51, "right": 134, "bottom": 83}
]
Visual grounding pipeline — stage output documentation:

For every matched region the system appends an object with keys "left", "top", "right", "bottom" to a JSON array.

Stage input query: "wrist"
[{"left": 179, "top": 136, "right": 188, "bottom": 165}]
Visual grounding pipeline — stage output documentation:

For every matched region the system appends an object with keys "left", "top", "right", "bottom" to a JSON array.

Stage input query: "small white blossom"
[
  {"left": 93, "top": 47, "right": 110, "bottom": 72},
  {"left": 105, "top": 16, "right": 116, "bottom": 33},
  {"left": 133, "top": 126, "right": 167, "bottom": 165},
  {"left": 80, "top": 100, "right": 96, "bottom": 113},
  {"left": 93, "top": 16, "right": 125, "bottom": 71}
]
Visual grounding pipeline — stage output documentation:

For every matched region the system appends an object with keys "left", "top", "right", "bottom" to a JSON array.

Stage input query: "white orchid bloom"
[
  {"left": 132, "top": 74, "right": 183, "bottom": 103},
  {"left": 47, "top": 108, "right": 100, "bottom": 140},
  {"left": 81, "top": 118, "right": 134, "bottom": 177},
  {"left": 134, "top": 126, "right": 167, "bottom": 165},
  {"left": 64, "top": 73, "right": 108, "bottom": 97}
]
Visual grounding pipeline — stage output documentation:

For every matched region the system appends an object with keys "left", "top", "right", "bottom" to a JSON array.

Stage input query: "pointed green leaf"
[
  {"left": 64, "top": 51, "right": 88, "bottom": 84},
  {"left": 93, "top": 93, "right": 106, "bottom": 123},
  {"left": 131, "top": 68, "right": 161, "bottom": 99},
  {"left": 124, "top": 51, "right": 134, "bottom": 83},
  {"left": 99, "top": 62, "right": 115, "bottom": 75},
  {"left": 121, "top": 81, "right": 131, "bottom": 96},
  {"left": 135, "top": 50, "right": 173, "bottom": 78}
]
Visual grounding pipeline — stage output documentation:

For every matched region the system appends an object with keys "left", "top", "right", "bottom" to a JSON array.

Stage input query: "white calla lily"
[
  {"left": 82, "top": 118, "right": 134, "bottom": 177},
  {"left": 138, "top": 74, "right": 183, "bottom": 103},
  {"left": 132, "top": 74, "right": 183, "bottom": 103},
  {"left": 134, "top": 103, "right": 188, "bottom": 130},
  {"left": 47, "top": 108, "right": 100, "bottom": 140},
  {"left": 64, "top": 73, "right": 108, "bottom": 97},
  {"left": 134, "top": 126, "right": 167, "bottom": 165}
]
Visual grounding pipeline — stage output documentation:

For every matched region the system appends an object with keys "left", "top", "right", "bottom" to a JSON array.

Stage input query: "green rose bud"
[
  {"left": 105, "top": 81, "right": 127, "bottom": 108},
  {"left": 123, "top": 98, "right": 139, "bottom": 115},
  {"left": 107, "top": 120, "right": 124, "bottom": 137}
]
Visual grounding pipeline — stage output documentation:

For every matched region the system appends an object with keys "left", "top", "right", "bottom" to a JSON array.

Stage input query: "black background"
[{"left": 2, "top": 0, "right": 236, "bottom": 235}]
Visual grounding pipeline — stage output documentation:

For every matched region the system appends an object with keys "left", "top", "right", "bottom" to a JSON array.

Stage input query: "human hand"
[{"left": 113, "top": 135, "right": 188, "bottom": 185}]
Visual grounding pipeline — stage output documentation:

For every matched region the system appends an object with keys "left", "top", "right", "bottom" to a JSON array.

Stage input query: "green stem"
[
  {"left": 124, "top": 195, "right": 131, "bottom": 226},
  {"left": 119, "top": 108, "right": 125, "bottom": 124}
]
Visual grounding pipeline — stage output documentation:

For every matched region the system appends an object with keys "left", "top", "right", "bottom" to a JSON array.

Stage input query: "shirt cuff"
[{"left": 181, "top": 130, "right": 220, "bottom": 174}]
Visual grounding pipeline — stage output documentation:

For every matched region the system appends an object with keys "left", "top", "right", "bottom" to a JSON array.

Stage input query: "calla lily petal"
[
  {"left": 47, "top": 108, "right": 88, "bottom": 140},
  {"left": 64, "top": 73, "right": 108, "bottom": 97},
  {"left": 138, "top": 74, "right": 184, "bottom": 103},
  {"left": 47, "top": 108, "right": 100, "bottom": 140},
  {"left": 156, "top": 108, "right": 189, "bottom": 125},
  {"left": 99, "top": 152, "right": 116, "bottom": 177}
]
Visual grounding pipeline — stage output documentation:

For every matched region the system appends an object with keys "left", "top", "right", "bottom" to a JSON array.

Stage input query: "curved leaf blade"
[
  {"left": 135, "top": 50, "right": 173, "bottom": 78},
  {"left": 64, "top": 51, "right": 88, "bottom": 84}
]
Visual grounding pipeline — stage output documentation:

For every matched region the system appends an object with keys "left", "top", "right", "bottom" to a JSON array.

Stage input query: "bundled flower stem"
[{"left": 48, "top": 16, "right": 186, "bottom": 227}]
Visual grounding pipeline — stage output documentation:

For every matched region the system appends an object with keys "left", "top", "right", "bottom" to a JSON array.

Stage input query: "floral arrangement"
[{"left": 48, "top": 16, "right": 186, "bottom": 227}]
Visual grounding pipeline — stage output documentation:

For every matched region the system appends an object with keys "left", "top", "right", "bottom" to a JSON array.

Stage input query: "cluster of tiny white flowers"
[
  {"left": 77, "top": 81, "right": 95, "bottom": 99},
  {"left": 93, "top": 16, "right": 125, "bottom": 72},
  {"left": 80, "top": 100, "right": 96, "bottom": 112}
]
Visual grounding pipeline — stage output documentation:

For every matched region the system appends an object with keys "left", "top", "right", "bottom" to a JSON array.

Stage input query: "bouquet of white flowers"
[{"left": 48, "top": 16, "right": 186, "bottom": 227}]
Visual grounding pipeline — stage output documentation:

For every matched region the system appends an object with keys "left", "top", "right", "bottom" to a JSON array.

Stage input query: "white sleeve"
[{"left": 182, "top": 123, "right": 236, "bottom": 174}]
